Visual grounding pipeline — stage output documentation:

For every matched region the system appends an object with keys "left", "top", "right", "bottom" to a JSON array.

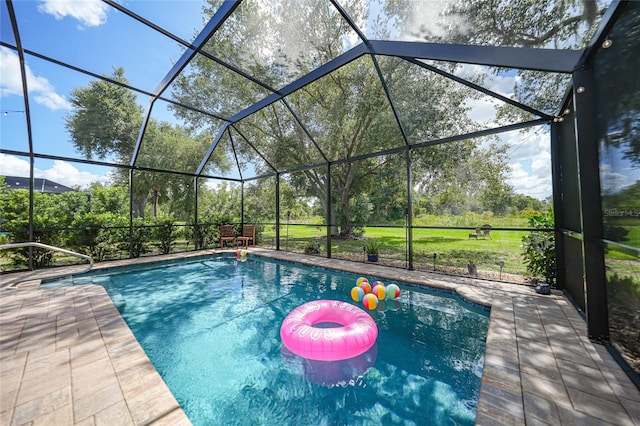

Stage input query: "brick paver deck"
[{"left": 1, "top": 249, "right": 639, "bottom": 425}]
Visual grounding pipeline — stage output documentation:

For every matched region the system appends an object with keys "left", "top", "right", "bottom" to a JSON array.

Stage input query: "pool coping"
[{"left": 1, "top": 248, "right": 639, "bottom": 425}]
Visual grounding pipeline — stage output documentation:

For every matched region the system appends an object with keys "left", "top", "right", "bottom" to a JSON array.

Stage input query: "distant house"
[{"left": 2, "top": 176, "right": 74, "bottom": 194}]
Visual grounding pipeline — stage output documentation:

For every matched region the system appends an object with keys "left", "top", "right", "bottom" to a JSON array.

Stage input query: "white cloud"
[
  {"left": 0, "top": 154, "right": 108, "bottom": 188},
  {"left": 486, "top": 73, "right": 517, "bottom": 98},
  {"left": 493, "top": 128, "right": 553, "bottom": 200},
  {"left": 0, "top": 48, "right": 24, "bottom": 98},
  {"left": 505, "top": 129, "right": 549, "bottom": 161},
  {"left": 455, "top": 64, "right": 516, "bottom": 97},
  {"left": 600, "top": 163, "right": 632, "bottom": 194},
  {"left": 0, "top": 154, "right": 30, "bottom": 176},
  {"left": 34, "top": 92, "right": 71, "bottom": 110},
  {"left": 530, "top": 149, "right": 551, "bottom": 179},
  {"left": 0, "top": 48, "right": 72, "bottom": 110},
  {"left": 38, "top": 0, "right": 108, "bottom": 28},
  {"left": 463, "top": 97, "right": 500, "bottom": 124},
  {"left": 508, "top": 162, "right": 552, "bottom": 200}
]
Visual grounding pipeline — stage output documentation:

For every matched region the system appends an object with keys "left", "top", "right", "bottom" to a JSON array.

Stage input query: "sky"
[{"left": 2, "top": 0, "right": 627, "bottom": 201}]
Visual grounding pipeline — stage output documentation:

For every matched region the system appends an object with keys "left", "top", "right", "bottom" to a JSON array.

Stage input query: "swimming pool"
[{"left": 45, "top": 254, "right": 489, "bottom": 425}]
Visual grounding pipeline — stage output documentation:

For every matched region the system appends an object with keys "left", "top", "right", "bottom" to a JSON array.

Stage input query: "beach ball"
[
  {"left": 372, "top": 283, "right": 386, "bottom": 300},
  {"left": 359, "top": 281, "right": 372, "bottom": 294},
  {"left": 362, "top": 293, "right": 378, "bottom": 310},
  {"left": 236, "top": 249, "right": 247, "bottom": 262},
  {"left": 356, "top": 277, "right": 369, "bottom": 286},
  {"left": 372, "top": 281, "right": 384, "bottom": 288},
  {"left": 386, "top": 284, "right": 401, "bottom": 300},
  {"left": 350, "top": 286, "right": 365, "bottom": 302}
]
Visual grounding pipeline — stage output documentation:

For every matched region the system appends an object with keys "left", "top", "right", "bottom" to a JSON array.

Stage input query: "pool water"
[{"left": 48, "top": 255, "right": 489, "bottom": 425}]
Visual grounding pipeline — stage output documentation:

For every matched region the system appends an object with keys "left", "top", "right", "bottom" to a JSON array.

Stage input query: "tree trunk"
[{"left": 152, "top": 189, "right": 159, "bottom": 218}]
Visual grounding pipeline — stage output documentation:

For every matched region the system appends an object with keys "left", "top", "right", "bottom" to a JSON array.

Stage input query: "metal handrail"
[{"left": 0, "top": 242, "right": 94, "bottom": 274}]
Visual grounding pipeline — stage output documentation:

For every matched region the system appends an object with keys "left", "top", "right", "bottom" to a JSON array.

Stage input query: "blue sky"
[
  {"left": 3, "top": 0, "right": 633, "bottom": 200},
  {"left": 1, "top": 0, "right": 208, "bottom": 186}
]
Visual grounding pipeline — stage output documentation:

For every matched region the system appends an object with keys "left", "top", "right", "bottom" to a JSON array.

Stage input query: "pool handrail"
[{"left": 0, "top": 242, "right": 94, "bottom": 275}]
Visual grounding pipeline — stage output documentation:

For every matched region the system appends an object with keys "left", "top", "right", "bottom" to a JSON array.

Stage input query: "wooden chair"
[
  {"left": 469, "top": 227, "right": 481, "bottom": 239},
  {"left": 236, "top": 224, "right": 255, "bottom": 248},
  {"left": 480, "top": 224, "right": 492, "bottom": 239},
  {"left": 219, "top": 224, "right": 236, "bottom": 248}
]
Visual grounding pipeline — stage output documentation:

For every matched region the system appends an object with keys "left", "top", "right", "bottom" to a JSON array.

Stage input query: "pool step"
[
  {"left": 92, "top": 276, "right": 126, "bottom": 312},
  {"left": 41, "top": 276, "right": 73, "bottom": 288}
]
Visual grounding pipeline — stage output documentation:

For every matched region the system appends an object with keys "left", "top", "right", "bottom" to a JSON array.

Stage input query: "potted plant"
[
  {"left": 364, "top": 240, "right": 382, "bottom": 262},
  {"left": 467, "top": 257, "right": 479, "bottom": 276},
  {"left": 466, "top": 251, "right": 484, "bottom": 276}
]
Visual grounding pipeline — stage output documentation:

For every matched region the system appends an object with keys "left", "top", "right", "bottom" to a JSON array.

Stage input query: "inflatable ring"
[{"left": 280, "top": 300, "right": 378, "bottom": 361}]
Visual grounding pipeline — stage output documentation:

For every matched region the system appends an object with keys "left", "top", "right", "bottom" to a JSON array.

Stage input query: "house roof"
[{"left": 3, "top": 176, "right": 74, "bottom": 194}]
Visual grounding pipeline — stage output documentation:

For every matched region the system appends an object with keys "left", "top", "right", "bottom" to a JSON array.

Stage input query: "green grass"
[
  {"left": 264, "top": 224, "right": 531, "bottom": 276},
  {"left": 0, "top": 218, "right": 542, "bottom": 280}
]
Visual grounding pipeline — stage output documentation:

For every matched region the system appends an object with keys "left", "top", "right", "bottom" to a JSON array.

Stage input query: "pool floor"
[{"left": 1, "top": 248, "right": 639, "bottom": 425}]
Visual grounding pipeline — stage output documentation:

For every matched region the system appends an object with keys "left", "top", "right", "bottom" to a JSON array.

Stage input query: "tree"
[
  {"left": 433, "top": 0, "right": 605, "bottom": 47},
  {"left": 429, "top": 0, "right": 610, "bottom": 121},
  {"left": 196, "top": 182, "right": 241, "bottom": 220},
  {"left": 65, "top": 67, "right": 142, "bottom": 162},
  {"left": 88, "top": 183, "right": 128, "bottom": 216},
  {"left": 512, "top": 194, "right": 549, "bottom": 213},
  {"left": 476, "top": 144, "right": 516, "bottom": 215},
  {"left": 66, "top": 68, "right": 232, "bottom": 220},
  {"left": 119, "top": 121, "right": 220, "bottom": 220},
  {"left": 171, "top": 1, "right": 509, "bottom": 236}
]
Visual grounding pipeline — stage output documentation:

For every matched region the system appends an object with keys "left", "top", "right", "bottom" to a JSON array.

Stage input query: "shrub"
[
  {"left": 303, "top": 240, "right": 321, "bottom": 254},
  {"left": 521, "top": 208, "right": 556, "bottom": 285},
  {"left": 153, "top": 216, "right": 180, "bottom": 255},
  {"left": 186, "top": 214, "right": 235, "bottom": 249},
  {"left": 112, "top": 217, "right": 152, "bottom": 258},
  {"left": 3, "top": 217, "right": 64, "bottom": 268},
  {"left": 1, "top": 190, "right": 63, "bottom": 268},
  {"left": 68, "top": 213, "right": 121, "bottom": 261}
]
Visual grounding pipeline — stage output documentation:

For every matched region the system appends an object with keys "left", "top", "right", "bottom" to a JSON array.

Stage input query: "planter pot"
[
  {"left": 367, "top": 253, "right": 379, "bottom": 262},
  {"left": 535, "top": 283, "right": 551, "bottom": 295},
  {"left": 467, "top": 263, "right": 477, "bottom": 276}
]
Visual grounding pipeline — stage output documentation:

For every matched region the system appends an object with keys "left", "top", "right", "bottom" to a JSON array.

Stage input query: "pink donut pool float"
[{"left": 280, "top": 300, "right": 378, "bottom": 361}]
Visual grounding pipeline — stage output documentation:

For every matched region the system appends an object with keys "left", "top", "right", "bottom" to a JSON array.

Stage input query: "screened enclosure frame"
[{"left": 2, "top": 0, "right": 638, "bottom": 375}]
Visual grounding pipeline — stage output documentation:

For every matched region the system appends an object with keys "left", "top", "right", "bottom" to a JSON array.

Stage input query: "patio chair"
[
  {"left": 219, "top": 224, "right": 236, "bottom": 248},
  {"left": 236, "top": 224, "right": 256, "bottom": 248},
  {"left": 480, "top": 224, "right": 492, "bottom": 239},
  {"left": 469, "top": 228, "right": 481, "bottom": 239}
]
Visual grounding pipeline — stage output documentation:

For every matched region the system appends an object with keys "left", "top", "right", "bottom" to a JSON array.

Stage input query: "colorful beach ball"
[
  {"left": 350, "top": 286, "right": 365, "bottom": 302},
  {"left": 372, "top": 283, "right": 386, "bottom": 300},
  {"left": 362, "top": 293, "right": 378, "bottom": 310},
  {"left": 236, "top": 249, "right": 248, "bottom": 262},
  {"left": 356, "top": 277, "right": 369, "bottom": 286},
  {"left": 372, "top": 281, "right": 384, "bottom": 288},
  {"left": 359, "top": 281, "right": 372, "bottom": 294},
  {"left": 386, "top": 284, "right": 401, "bottom": 300}
]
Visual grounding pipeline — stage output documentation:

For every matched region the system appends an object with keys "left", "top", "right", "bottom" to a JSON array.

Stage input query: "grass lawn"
[{"left": 264, "top": 224, "right": 531, "bottom": 277}]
